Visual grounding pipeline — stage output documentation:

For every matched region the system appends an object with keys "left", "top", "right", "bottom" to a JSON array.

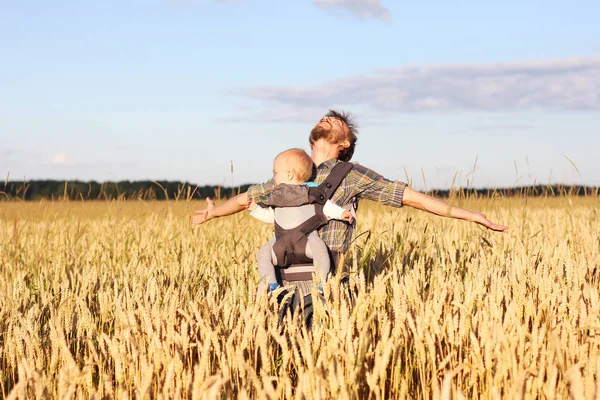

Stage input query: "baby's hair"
[{"left": 276, "top": 148, "right": 314, "bottom": 182}]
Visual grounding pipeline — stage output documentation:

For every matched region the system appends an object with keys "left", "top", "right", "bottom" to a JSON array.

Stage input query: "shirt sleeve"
[
  {"left": 323, "top": 200, "right": 346, "bottom": 220},
  {"left": 247, "top": 178, "right": 277, "bottom": 206},
  {"left": 348, "top": 163, "right": 407, "bottom": 207},
  {"left": 249, "top": 206, "right": 275, "bottom": 223}
]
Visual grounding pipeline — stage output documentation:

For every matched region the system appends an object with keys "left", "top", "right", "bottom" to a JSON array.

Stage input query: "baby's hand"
[
  {"left": 342, "top": 210, "right": 354, "bottom": 224},
  {"left": 246, "top": 199, "right": 257, "bottom": 211}
]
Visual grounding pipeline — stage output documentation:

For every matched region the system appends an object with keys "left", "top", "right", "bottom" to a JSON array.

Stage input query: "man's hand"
[
  {"left": 342, "top": 210, "right": 354, "bottom": 224},
  {"left": 191, "top": 197, "right": 215, "bottom": 225},
  {"left": 472, "top": 212, "right": 508, "bottom": 232}
]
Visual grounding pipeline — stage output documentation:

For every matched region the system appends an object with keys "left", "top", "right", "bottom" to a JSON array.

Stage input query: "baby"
[{"left": 248, "top": 148, "right": 353, "bottom": 294}]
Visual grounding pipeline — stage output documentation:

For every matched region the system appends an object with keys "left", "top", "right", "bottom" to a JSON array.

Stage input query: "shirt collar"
[{"left": 317, "top": 158, "right": 338, "bottom": 170}]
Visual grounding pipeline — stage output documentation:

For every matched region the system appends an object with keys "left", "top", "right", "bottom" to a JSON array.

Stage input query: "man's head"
[
  {"left": 273, "top": 148, "right": 314, "bottom": 185},
  {"left": 309, "top": 109, "right": 358, "bottom": 162}
]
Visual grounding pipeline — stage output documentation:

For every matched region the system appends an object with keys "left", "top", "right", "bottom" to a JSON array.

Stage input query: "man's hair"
[
  {"left": 309, "top": 109, "right": 359, "bottom": 162},
  {"left": 277, "top": 148, "right": 314, "bottom": 182}
]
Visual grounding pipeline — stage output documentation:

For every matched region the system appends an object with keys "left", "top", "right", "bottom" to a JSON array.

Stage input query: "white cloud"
[
  {"left": 50, "top": 153, "right": 73, "bottom": 166},
  {"left": 0, "top": 149, "right": 41, "bottom": 164},
  {"left": 216, "top": 105, "right": 403, "bottom": 126},
  {"left": 216, "top": 106, "right": 326, "bottom": 124},
  {"left": 227, "top": 56, "right": 600, "bottom": 114},
  {"left": 163, "top": 0, "right": 198, "bottom": 7},
  {"left": 0, "top": 149, "right": 18, "bottom": 159},
  {"left": 313, "top": 0, "right": 391, "bottom": 22},
  {"left": 471, "top": 124, "right": 535, "bottom": 131}
]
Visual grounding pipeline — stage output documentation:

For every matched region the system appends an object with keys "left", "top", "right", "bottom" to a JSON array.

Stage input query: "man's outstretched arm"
[
  {"left": 191, "top": 192, "right": 249, "bottom": 225},
  {"left": 402, "top": 187, "right": 508, "bottom": 232}
]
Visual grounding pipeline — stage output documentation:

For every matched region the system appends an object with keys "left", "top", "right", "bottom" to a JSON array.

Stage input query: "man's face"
[
  {"left": 312, "top": 116, "right": 350, "bottom": 142},
  {"left": 310, "top": 116, "right": 352, "bottom": 159}
]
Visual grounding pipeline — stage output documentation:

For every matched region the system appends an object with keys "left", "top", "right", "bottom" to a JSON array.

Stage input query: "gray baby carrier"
[
  {"left": 264, "top": 161, "right": 354, "bottom": 273},
  {"left": 263, "top": 162, "right": 354, "bottom": 327}
]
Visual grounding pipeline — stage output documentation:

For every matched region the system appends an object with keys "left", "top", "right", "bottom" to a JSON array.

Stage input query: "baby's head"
[{"left": 273, "top": 148, "right": 314, "bottom": 185}]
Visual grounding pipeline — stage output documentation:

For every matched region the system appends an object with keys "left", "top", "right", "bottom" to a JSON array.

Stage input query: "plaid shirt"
[{"left": 247, "top": 159, "right": 407, "bottom": 253}]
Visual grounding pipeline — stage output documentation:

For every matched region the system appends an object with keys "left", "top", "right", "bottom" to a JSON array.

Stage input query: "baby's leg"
[
  {"left": 257, "top": 238, "right": 278, "bottom": 295},
  {"left": 305, "top": 231, "right": 330, "bottom": 283}
]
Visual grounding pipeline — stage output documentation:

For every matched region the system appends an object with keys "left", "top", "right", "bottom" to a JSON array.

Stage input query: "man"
[{"left": 192, "top": 110, "right": 507, "bottom": 268}]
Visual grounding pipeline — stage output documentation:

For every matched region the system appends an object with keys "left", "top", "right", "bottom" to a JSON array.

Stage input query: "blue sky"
[{"left": 1, "top": 0, "right": 599, "bottom": 190}]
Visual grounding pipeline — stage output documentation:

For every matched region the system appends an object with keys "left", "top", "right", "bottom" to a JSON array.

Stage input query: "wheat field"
[{"left": 0, "top": 195, "right": 599, "bottom": 399}]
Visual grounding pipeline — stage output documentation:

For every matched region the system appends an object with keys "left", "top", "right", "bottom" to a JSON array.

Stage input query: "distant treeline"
[
  {"left": 0, "top": 180, "right": 598, "bottom": 201},
  {"left": 0, "top": 180, "right": 253, "bottom": 201},
  {"left": 426, "top": 185, "right": 598, "bottom": 198}
]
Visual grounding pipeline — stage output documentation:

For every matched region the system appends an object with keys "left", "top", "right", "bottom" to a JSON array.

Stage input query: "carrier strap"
[
  {"left": 320, "top": 162, "right": 354, "bottom": 198},
  {"left": 306, "top": 161, "right": 354, "bottom": 204}
]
